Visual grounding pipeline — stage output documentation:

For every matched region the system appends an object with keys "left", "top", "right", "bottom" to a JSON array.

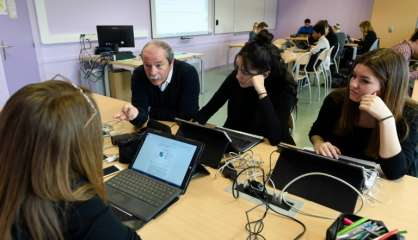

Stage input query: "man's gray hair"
[{"left": 140, "top": 40, "right": 174, "bottom": 62}]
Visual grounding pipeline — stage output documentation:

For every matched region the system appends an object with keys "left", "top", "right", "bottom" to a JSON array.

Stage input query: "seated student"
[
  {"left": 392, "top": 29, "right": 418, "bottom": 82},
  {"left": 114, "top": 40, "right": 200, "bottom": 127},
  {"left": 307, "top": 21, "right": 330, "bottom": 71},
  {"left": 297, "top": 18, "right": 314, "bottom": 35},
  {"left": 196, "top": 30, "right": 298, "bottom": 145},
  {"left": 352, "top": 20, "right": 378, "bottom": 55},
  {"left": 249, "top": 22, "right": 269, "bottom": 42},
  {"left": 309, "top": 49, "right": 418, "bottom": 180},
  {"left": 0, "top": 80, "right": 140, "bottom": 239}
]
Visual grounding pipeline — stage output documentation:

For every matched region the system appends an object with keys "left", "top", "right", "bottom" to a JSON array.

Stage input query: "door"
[{"left": 0, "top": 0, "right": 40, "bottom": 95}]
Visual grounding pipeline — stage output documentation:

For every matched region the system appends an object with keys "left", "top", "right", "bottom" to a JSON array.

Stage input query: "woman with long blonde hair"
[{"left": 0, "top": 80, "right": 140, "bottom": 239}]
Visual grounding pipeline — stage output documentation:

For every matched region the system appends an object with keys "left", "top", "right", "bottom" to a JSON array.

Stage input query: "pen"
[
  {"left": 371, "top": 229, "right": 398, "bottom": 240},
  {"left": 337, "top": 217, "right": 369, "bottom": 236}
]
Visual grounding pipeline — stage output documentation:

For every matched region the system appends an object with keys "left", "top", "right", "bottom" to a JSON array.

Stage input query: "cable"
[{"left": 277, "top": 172, "right": 365, "bottom": 220}]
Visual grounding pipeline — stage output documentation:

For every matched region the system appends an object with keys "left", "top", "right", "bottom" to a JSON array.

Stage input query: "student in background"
[
  {"left": 309, "top": 49, "right": 418, "bottom": 179},
  {"left": 0, "top": 80, "right": 141, "bottom": 240},
  {"left": 392, "top": 29, "right": 418, "bottom": 82},
  {"left": 196, "top": 30, "right": 298, "bottom": 145},
  {"left": 249, "top": 22, "right": 269, "bottom": 42},
  {"left": 114, "top": 40, "right": 200, "bottom": 127},
  {"left": 333, "top": 23, "right": 347, "bottom": 50},
  {"left": 352, "top": 20, "right": 378, "bottom": 54},
  {"left": 297, "top": 18, "right": 314, "bottom": 35},
  {"left": 308, "top": 21, "right": 330, "bottom": 70}
]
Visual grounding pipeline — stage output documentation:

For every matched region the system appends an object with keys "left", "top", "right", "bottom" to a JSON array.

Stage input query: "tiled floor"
[{"left": 200, "top": 65, "right": 328, "bottom": 148}]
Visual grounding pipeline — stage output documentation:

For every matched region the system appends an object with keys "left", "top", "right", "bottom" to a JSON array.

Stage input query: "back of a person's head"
[
  {"left": 0, "top": 80, "right": 104, "bottom": 240},
  {"left": 354, "top": 48, "right": 408, "bottom": 118},
  {"left": 257, "top": 21, "right": 268, "bottom": 30},
  {"left": 410, "top": 29, "right": 418, "bottom": 42},
  {"left": 304, "top": 18, "right": 311, "bottom": 24}
]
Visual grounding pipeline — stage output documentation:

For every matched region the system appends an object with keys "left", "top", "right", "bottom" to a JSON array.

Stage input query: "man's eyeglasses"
[{"left": 50, "top": 74, "right": 98, "bottom": 128}]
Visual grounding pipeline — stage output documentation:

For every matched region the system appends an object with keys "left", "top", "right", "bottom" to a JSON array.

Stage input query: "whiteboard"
[
  {"left": 34, "top": 0, "right": 148, "bottom": 44},
  {"left": 214, "top": 0, "right": 277, "bottom": 34},
  {"left": 150, "top": 0, "right": 213, "bottom": 38}
]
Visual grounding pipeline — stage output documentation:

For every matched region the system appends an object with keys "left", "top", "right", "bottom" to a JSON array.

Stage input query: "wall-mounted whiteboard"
[
  {"left": 214, "top": 0, "right": 277, "bottom": 34},
  {"left": 150, "top": 0, "right": 213, "bottom": 38},
  {"left": 34, "top": 0, "right": 148, "bottom": 44}
]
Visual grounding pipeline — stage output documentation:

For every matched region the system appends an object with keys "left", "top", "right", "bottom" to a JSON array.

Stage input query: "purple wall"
[
  {"left": 26, "top": 0, "right": 374, "bottom": 84},
  {"left": 274, "top": 0, "right": 374, "bottom": 39}
]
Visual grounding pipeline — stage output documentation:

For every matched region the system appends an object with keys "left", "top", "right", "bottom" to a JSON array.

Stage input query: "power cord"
[{"left": 276, "top": 172, "right": 365, "bottom": 220}]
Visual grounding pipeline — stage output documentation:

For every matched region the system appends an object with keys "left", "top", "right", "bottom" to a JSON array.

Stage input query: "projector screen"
[{"left": 150, "top": 0, "right": 212, "bottom": 38}]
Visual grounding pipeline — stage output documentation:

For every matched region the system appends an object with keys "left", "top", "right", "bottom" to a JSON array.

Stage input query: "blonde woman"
[{"left": 0, "top": 81, "right": 140, "bottom": 240}]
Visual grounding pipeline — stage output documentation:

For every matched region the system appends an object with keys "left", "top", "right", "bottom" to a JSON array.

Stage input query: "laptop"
[
  {"left": 106, "top": 130, "right": 203, "bottom": 222},
  {"left": 215, "top": 126, "right": 263, "bottom": 153},
  {"left": 270, "top": 143, "right": 367, "bottom": 213},
  {"left": 175, "top": 118, "right": 230, "bottom": 168}
]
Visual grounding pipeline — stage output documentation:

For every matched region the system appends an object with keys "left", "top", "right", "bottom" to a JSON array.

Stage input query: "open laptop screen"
[{"left": 132, "top": 132, "right": 197, "bottom": 187}]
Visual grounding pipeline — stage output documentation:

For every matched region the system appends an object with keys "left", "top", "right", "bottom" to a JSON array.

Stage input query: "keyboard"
[{"left": 107, "top": 170, "right": 176, "bottom": 207}]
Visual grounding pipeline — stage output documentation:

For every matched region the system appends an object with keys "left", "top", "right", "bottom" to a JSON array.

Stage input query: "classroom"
[{"left": 1, "top": 0, "right": 418, "bottom": 239}]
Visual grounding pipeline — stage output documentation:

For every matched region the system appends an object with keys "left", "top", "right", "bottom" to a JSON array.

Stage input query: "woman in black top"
[
  {"left": 196, "top": 30, "right": 298, "bottom": 145},
  {"left": 0, "top": 80, "right": 140, "bottom": 240},
  {"left": 355, "top": 20, "right": 378, "bottom": 54},
  {"left": 309, "top": 49, "right": 418, "bottom": 180}
]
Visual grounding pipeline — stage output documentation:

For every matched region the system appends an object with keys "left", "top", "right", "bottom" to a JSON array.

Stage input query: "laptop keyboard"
[{"left": 107, "top": 170, "right": 177, "bottom": 207}]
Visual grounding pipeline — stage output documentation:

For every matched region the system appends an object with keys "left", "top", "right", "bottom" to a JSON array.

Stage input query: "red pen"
[
  {"left": 373, "top": 229, "right": 398, "bottom": 240},
  {"left": 343, "top": 217, "right": 353, "bottom": 225}
]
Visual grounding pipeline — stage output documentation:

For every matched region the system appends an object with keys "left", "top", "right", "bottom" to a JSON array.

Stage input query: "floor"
[{"left": 199, "top": 65, "right": 328, "bottom": 148}]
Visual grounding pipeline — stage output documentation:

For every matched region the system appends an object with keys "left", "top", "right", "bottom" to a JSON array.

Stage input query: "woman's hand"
[
  {"left": 251, "top": 74, "right": 268, "bottom": 99},
  {"left": 313, "top": 141, "right": 341, "bottom": 159},
  {"left": 359, "top": 94, "right": 393, "bottom": 121}
]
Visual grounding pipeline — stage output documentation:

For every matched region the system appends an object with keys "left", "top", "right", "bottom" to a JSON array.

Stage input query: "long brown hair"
[
  {"left": 336, "top": 48, "right": 411, "bottom": 158},
  {"left": 0, "top": 80, "right": 104, "bottom": 240}
]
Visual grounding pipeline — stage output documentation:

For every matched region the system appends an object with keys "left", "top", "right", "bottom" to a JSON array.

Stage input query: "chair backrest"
[
  {"left": 332, "top": 44, "right": 340, "bottom": 63},
  {"left": 292, "top": 52, "right": 311, "bottom": 80},
  {"left": 369, "top": 39, "right": 379, "bottom": 51}
]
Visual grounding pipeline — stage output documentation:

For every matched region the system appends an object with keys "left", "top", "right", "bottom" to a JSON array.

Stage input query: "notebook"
[
  {"left": 175, "top": 118, "right": 230, "bottom": 168},
  {"left": 270, "top": 143, "right": 368, "bottom": 213},
  {"left": 215, "top": 126, "right": 263, "bottom": 153},
  {"left": 106, "top": 130, "right": 203, "bottom": 222}
]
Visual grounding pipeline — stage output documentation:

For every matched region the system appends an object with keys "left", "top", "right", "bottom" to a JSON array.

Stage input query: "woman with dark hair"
[
  {"left": 196, "top": 30, "right": 298, "bottom": 145},
  {"left": 309, "top": 49, "right": 418, "bottom": 180},
  {"left": 0, "top": 80, "right": 140, "bottom": 240}
]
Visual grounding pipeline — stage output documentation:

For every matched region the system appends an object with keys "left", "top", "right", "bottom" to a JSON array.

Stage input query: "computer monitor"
[{"left": 96, "top": 25, "right": 134, "bottom": 52}]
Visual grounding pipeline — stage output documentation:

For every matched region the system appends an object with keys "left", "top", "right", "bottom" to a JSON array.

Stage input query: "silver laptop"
[{"left": 106, "top": 131, "right": 203, "bottom": 222}]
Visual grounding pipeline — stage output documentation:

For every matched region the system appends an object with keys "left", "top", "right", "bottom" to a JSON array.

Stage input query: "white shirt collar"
[{"left": 159, "top": 63, "right": 174, "bottom": 92}]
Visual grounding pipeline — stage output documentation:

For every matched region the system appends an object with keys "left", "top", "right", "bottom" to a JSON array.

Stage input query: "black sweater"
[
  {"left": 13, "top": 196, "right": 140, "bottom": 240},
  {"left": 356, "top": 31, "right": 377, "bottom": 54},
  {"left": 309, "top": 90, "right": 418, "bottom": 180},
  {"left": 196, "top": 69, "right": 297, "bottom": 145},
  {"left": 130, "top": 60, "right": 200, "bottom": 126}
]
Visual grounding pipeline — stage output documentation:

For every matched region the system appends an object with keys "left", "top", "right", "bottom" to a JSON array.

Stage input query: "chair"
[
  {"left": 322, "top": 46, "right": 334, "bottom": 94},
  {"left": 305, "top": 48, "right": 329, "bottom": 101},
  {"left": 330, "top": 44, "right": 340, "bottom": 74},
  {"left": 369, "top": 39, "right": 379, "bottom": 51},
  {"left": 292, "top": 52, "right": 312, "bottom": 103}
]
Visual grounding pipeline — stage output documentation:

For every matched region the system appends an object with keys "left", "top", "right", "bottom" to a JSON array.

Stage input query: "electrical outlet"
[{"left": 388, "top": 26, "right": 394, "bottom": 33}]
